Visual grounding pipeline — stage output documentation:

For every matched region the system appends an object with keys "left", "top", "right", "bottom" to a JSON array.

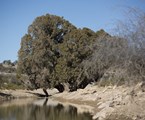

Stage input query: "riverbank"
[
  {"left": 0, "top": 83, "right": 145, "bottom": 120},
  {"left": 54, "top": 83, "right": 145, "bottom": 120}
]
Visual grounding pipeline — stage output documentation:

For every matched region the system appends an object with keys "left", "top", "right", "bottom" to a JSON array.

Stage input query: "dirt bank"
[{"left": 0, "top": 83, "right": 145, "bottom": 120}]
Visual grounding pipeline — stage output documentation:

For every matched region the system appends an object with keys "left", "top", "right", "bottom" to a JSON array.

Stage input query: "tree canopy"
[
  {"left": 18, "top": 14, "right": 109, "bottom": 92},
  {"left": 19, "top": 11, "right": 145, "bottom": 91}
]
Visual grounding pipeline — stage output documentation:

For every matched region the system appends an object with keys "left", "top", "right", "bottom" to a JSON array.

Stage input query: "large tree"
[{"left": 18, "top": 14, "right": 106, "bottom": 94}]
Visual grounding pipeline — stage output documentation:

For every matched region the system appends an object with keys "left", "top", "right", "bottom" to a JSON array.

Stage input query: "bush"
[
  {"left": 82, "top": 9, "right": 145, "bottom": 86},
  {"left": 0, "top": 74, "right": 24, "bottom": 89}
]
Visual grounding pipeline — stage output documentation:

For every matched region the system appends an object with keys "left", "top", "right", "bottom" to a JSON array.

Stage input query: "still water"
[{"left": 0, "top": 98, "right": 93, "bottom": 120}]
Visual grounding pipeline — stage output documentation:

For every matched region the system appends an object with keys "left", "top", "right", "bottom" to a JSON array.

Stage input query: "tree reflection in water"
[{"left": 0, "top": 98, "right": 93, "bottom": 120}]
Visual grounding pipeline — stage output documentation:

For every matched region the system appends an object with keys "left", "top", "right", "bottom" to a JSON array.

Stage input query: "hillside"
[{"left": 0, "top": 61, "right": 24, "bottom": 90}]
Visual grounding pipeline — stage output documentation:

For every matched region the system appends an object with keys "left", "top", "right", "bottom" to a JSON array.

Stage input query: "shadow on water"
[{"left": 0, "top": 98, "right": 93, "bottom": 120}]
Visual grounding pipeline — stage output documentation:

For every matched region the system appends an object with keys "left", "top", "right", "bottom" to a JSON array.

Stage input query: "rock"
[
  {"left": 97, "top": 97, "right": 102, "bottom": 100},
  {"left": 122, "top": 102, "right": 126, "bottom": 105},
  {"left": 133, "top": 115, "right": 142, "bottom": 120},
  {"left": 109, "top": 102, "right": 114, "bottom": 107},
  {"left": 116, "top": 101, "right": 121, "bottom": 105},
  {"left": 92, "top": 90, "right": 97, "bottom": 94},
  {"left": 93, "top": 107, "right": 114, "bottom": 120},
  {"left": 98, "top": 101, "right": 114, "bottom": 109}
]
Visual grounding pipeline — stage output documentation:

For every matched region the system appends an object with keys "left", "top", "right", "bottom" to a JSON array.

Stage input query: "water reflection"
[{"left": 0, "top": 98, "right": 93, "bottom": 120}]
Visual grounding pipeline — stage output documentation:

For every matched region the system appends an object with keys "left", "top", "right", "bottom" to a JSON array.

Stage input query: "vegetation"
[
  {"left": 0, "top": 63, "right": 16, "bottom": 73},
  {"left": 17, "top": 10, "right": 145, "bottom": 93},
  {"left": 18, "top": 14, "right": 108, "bottom": 92},
  {"left": 83, "top": 9, "right": 145, "bottom": 86},
  {"left": 0, "top": 61, "right": 24, "bottom": 90}
]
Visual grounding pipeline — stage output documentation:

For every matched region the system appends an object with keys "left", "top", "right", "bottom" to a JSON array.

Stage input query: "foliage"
[
  {"left": 0, "top": 64, "right": 16, "bottom": 73},
  {"left": 18, "top": 14, "right": 103, "bottom": 91},
  {"left": 3, "top": 60, "right": 12, "bottom": 65},
  {"left": 82, "top": 9, "right": 145, "bottom": 86},
  {"left": 0, "top": 74, "right": 24, "bottom": 90},
  {"left": 18, "top": 10, "right": 145, "bottom": 90}
]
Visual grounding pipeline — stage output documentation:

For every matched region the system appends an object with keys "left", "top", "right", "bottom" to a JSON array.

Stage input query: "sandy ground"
[{"left": 0, "top": 83, "right": 145, "bottom": 120}]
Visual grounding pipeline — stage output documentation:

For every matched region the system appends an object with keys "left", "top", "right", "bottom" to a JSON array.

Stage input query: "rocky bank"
[{"left": 0, "top": 83, "right": 145, "bottom": 120}]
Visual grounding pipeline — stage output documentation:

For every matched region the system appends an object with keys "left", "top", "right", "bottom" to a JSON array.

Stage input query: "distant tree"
[{"left": 3, "top": 60, "right": 12, "bottom": 66}]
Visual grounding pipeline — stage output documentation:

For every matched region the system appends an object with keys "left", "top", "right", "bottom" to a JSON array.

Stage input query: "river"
[{"left": 0, "top": 98, "right": 93, "bottom": 120}]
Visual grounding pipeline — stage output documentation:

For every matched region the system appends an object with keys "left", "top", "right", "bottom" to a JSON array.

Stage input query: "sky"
[{"left": 0, "top": 0, "right": 145, "bottom": 62}]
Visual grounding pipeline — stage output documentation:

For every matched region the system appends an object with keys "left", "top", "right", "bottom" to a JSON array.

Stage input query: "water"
[{"left": 0, "top": 98, "right": 93, "bottom": 120}]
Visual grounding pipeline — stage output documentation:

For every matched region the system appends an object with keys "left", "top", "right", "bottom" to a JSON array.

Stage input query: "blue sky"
[{"left": 0, "top": 0, "right": 145, "bottom": 62}]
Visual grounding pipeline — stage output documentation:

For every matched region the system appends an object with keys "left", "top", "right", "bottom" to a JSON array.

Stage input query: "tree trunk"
[
  {"left": 54, "top": 83, "right": 64, "bottom": 93},
  {"left": 43, "top": 88, "right": 49, "bottom": 97}
]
